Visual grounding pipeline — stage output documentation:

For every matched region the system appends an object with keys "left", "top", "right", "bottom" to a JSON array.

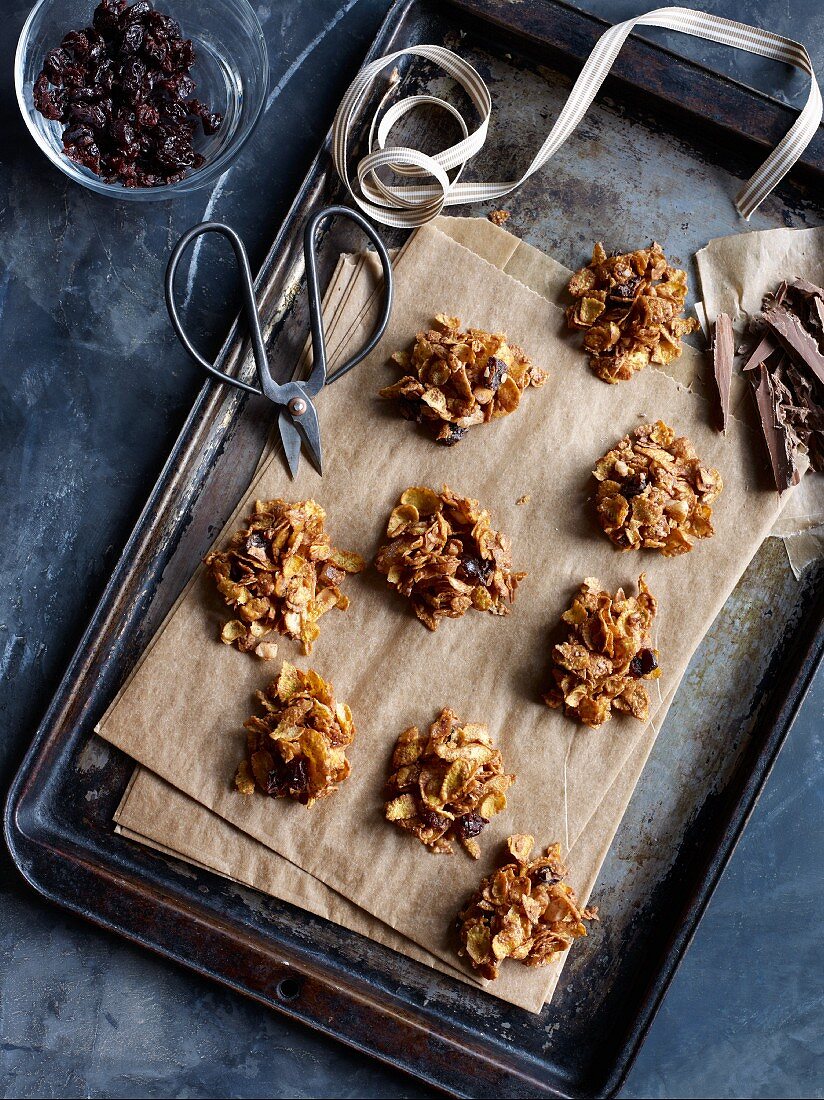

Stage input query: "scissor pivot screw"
[{"left": 288, "top": 396, "right": 308, "bottom": 417}]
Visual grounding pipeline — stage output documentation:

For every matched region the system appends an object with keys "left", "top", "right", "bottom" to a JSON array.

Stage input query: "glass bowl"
[{"left": 15, "top": 0, "right": 269, "bottom": 199}]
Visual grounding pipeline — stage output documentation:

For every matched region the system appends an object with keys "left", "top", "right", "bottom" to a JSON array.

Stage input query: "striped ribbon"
[{"left": 331, "top": 6, "right": 821, "bottom": 227}]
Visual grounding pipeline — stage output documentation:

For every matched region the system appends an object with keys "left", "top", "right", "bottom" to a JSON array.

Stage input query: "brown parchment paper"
[
  {"left": 97, "top": 221, "right": 790, "bottom": 1012},
  {"left": 112, "top": 217, "right": 682, "bottom": 1011},
  {"left": 696, "top": 226, "right": 824, "bottom": 555},
  {"left": 114, "top": 684, "right": 673, "bottom": 1013}
]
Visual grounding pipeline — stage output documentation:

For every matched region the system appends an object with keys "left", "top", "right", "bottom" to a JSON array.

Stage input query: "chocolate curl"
[{"left": 712, "top": 313, "right": 734, "bottom": 432}]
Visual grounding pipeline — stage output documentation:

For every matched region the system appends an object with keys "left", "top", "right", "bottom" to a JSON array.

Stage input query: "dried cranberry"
[
  {"left": 110, "top": 118, "right": 135, "bottom": 147},
  {"left": 33, "top": 76, "right": 67, "bottom": 120},
  {"left": 87, "top": 35, "right": 106, "bottom": 64},
  {"left": 43, "top": 47, "right": 71, "bottom": 84},
  {"left": 457, "top": 554, "right": 494, "bottom": 586},
  {"left": 201, "top": 112, "right": 222, "bottom": 135},
  {"left": 93, "top": 0, "right": 126, "bottom": 38},
  {"left": 621, "top": 472, "right": 647, "bottom": 500},
  {"left": 159, "top": 72, "right": 194, "bottom": 98},
  {"left": 121, "top": 22, "right": 145, "bottom": 53},
  {"left": 63, "top": 123, "right": 96, "bottom": 148},
  {"left": 160, "top": 98, "right": 189, "bottom": 125},
  {"left": 419, "top": 807, "right": 450, "bottom": 832},
  {"left": 125, "top": 0, "right": 153, "bottom": 21},
  {"left": 610, "top": 276, "right": 641, "bottom": 301},
  {"left": 265, "top": 757, "right": 309, "bottom": 799},
  {"left": 135, "top": 102, "right": 159, "bottom": 128},
  {"left": 154, "top": 126, "right": 195, "bottom": 169},
  {"left": 530, "top": 866, "right": 561, "bottom": 886},
  {"left": 437, "top": 424, "right": 466, "bottom": 445},
  {"left": 65, "top": 140, "right": 101, "bottom": 173},
  {"left": 245, "top": 533, "right": 267, "bottom": 554},
  {"left": 69, "top": 102, "right": 106, "bottom": 130},
  {"left": 141, "top": 33, "right": 168, "bottom": 67},
  {"left": 170, "top": 37, "right": 195, "bottom": 69},
  {"left": 484, "top": 355, "right": 507, "bottom": 391},
  {"left": 62, "top": 65, "right": 88, "bottom": 89},
  {"left": 457, "top": 813, "right": 487, "bottom": 839},
  {"left": 61, "top": 30, "right": 90, "bottom": 58},
  {"left": 148, "top": 10, "right": 181, "bottom": 38},
  {"left": 629, "top": 648, "right": 658, "bottom": 678},
  {"left": 90, "top": 59, "right": 114, "bottom": 91}
]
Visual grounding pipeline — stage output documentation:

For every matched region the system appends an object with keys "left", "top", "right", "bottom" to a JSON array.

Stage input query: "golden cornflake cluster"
[
  {"left": 544, "top": 575, "right": 660, "bottom": 728},
  {"left": 235, "top": 662, "right": 355, "bottom": 806},
  {"left": 380, "top": 314, "right": 546, "bottom": 444},
  {"left": 384, "top": 708, "right": 516, "bottom": 858},
  {"left": 205, "top": 499, "right": 365, "bottom": 656},
  {"left": 374, "top": 485, "right": 525, "bottom": 630},
  {"left": 593, "top": 421, "right": 723, "bottom": 556},
  {"left": 456, "top": 834, "right": 597, "bottom": 980},
  {"left": 566, "top": 242, "right": 699, "bottom": 383}
]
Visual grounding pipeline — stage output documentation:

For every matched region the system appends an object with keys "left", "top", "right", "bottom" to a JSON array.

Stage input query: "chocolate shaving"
[
  {"left": 753, "top": 365, "right": 799, "bottom": 491},
  {"left": 740, "top": 332, "right": 777, "bottom": 373},
  {"left": 762, "top": 304, "right": 824, "bottom": 387},
  {"left": 712, "top": 312, "right": 734, "bottom": 432},
  {"left": 737, "top": 277, "right": 824, "bottom": 490}
]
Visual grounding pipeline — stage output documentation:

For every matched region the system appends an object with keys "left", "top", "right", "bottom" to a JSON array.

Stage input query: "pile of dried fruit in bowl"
[
  {"left": 384, "top": 708, "right": 516, "bottom": 858},
  {"left": 32, "top": 0, "right": 222, "bottom": 187},
  {"left": 593, "top": 420, "right": 723, "bottom": 555},
  {"left": 456, "top": 834, "right": 597, "bottom": 980},
  {"left": 380, "top": 315, "right": 546, "bottom": 444},
  {"left": 205, "top": 498, "right": 365, "bottom": 657},
  {"left": 543, "top": 575, "right": 660, "bottom": 728},
  {"left": 374, "top": 485, "right": 525, "bottom": 630},
  {"left": 235, "top": 662, "right": 355, "bottom": 806},
  {"left": 566, "top": 242, "right": 699, "bottom": 383}
]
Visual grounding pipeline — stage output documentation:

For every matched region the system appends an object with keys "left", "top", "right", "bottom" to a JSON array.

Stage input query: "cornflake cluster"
[
  {"left": 384, "top": 708, "right": 516, "bottom": 858},
  {"left": 457, "top": 834, "right": 597, "bottom": 980},
  {"left": 544, "top": 575, "right": 660, "bottom": 728},
  {"left": 205, "top": 499, "right": 365, "bottom": 657},
  {"left": 235, "top": 662, "right": 355, "bottom": 806},
  {"left": 593, "top": 421, "right": 723, "bottom": 556},
  {"left": 380, "top": 315, "right": 546, "bottom": 445},
  {"left": 374, "top": 486, "right": 525, "bottom": 630},
  {"left": 566, "top": 242, "right": 699, "bottom": 383}
]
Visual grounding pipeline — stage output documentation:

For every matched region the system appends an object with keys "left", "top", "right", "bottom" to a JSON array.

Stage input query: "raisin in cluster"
[{"left": 33, "top": 0, "right": 222, "bottom": 187}]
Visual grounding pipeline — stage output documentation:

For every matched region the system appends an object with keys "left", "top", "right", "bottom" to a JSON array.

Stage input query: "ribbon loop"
[{"left": 331, "top": 6, "right": 821, "bottom": 226}]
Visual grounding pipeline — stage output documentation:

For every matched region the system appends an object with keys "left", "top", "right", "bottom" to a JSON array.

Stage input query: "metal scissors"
[{"left": 165, "top": 205, "right": 393, "bottom": 477}]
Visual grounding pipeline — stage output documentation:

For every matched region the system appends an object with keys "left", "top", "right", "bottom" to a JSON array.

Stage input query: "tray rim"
[{"left": 5, "top": 0, "right": 824, "bottom": 1096}]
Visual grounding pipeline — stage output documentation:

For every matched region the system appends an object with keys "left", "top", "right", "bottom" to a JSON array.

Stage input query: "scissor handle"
[
  {"left": 165, "top": 221, "right": 267, "bottom": 397},
  {"left": 303, "top": 204, "right": 394, "bottom": 393}
]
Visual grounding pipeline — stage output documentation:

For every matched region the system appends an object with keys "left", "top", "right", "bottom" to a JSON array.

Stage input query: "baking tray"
[{"left": 5, "top": 1, "right": 824, "bottom": 1096}]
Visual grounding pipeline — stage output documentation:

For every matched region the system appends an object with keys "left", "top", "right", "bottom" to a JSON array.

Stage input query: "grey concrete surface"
[{"left": 1, "top": 1, "right": 822, "bottom": 1097}]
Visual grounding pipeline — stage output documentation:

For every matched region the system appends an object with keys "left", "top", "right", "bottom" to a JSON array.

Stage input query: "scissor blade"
[
  {"left": 295, "top": 399, "right": 323, "bottom": 476},
  {"left": 278, "top": 408, "right": 302, "bottom": 479}
]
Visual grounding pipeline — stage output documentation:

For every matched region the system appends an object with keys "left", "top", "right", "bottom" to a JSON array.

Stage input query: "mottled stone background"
[{"left": 1, "top": 2, "right": 822, "bottom": 1097}]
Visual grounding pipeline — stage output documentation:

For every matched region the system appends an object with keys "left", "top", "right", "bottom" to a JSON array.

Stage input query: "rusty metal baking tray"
[{"left": 6, "top": 1, "right": 824, "bottom": 1096}]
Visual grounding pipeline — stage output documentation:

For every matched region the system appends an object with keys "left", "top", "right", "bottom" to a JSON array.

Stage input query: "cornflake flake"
[
  {"left": 384, "top": 708, "right": 516, "bottom": 858},
  {"left": 543, "top": 575, "right": 660, "bottom": 728},
  {"left": 380, "top": 315, "right": 546, "bottom": 444},
  {"left": 456, "top": 834, "right": 597, "bottom": 980},
  {"left": 235, "top": 662, "right": 355, "bottom": 806},
  {"left": 566, "top": 242, "right": 699, "bottom": 383},
  {"left": 593, "top": 420, "right": 723, "bottom": 556},
  {"left": 374, "top": 485, "right": 525, "bottom": 630},
  {"left": 205, "top": 499, "right": 365, "bottom": 656}
]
